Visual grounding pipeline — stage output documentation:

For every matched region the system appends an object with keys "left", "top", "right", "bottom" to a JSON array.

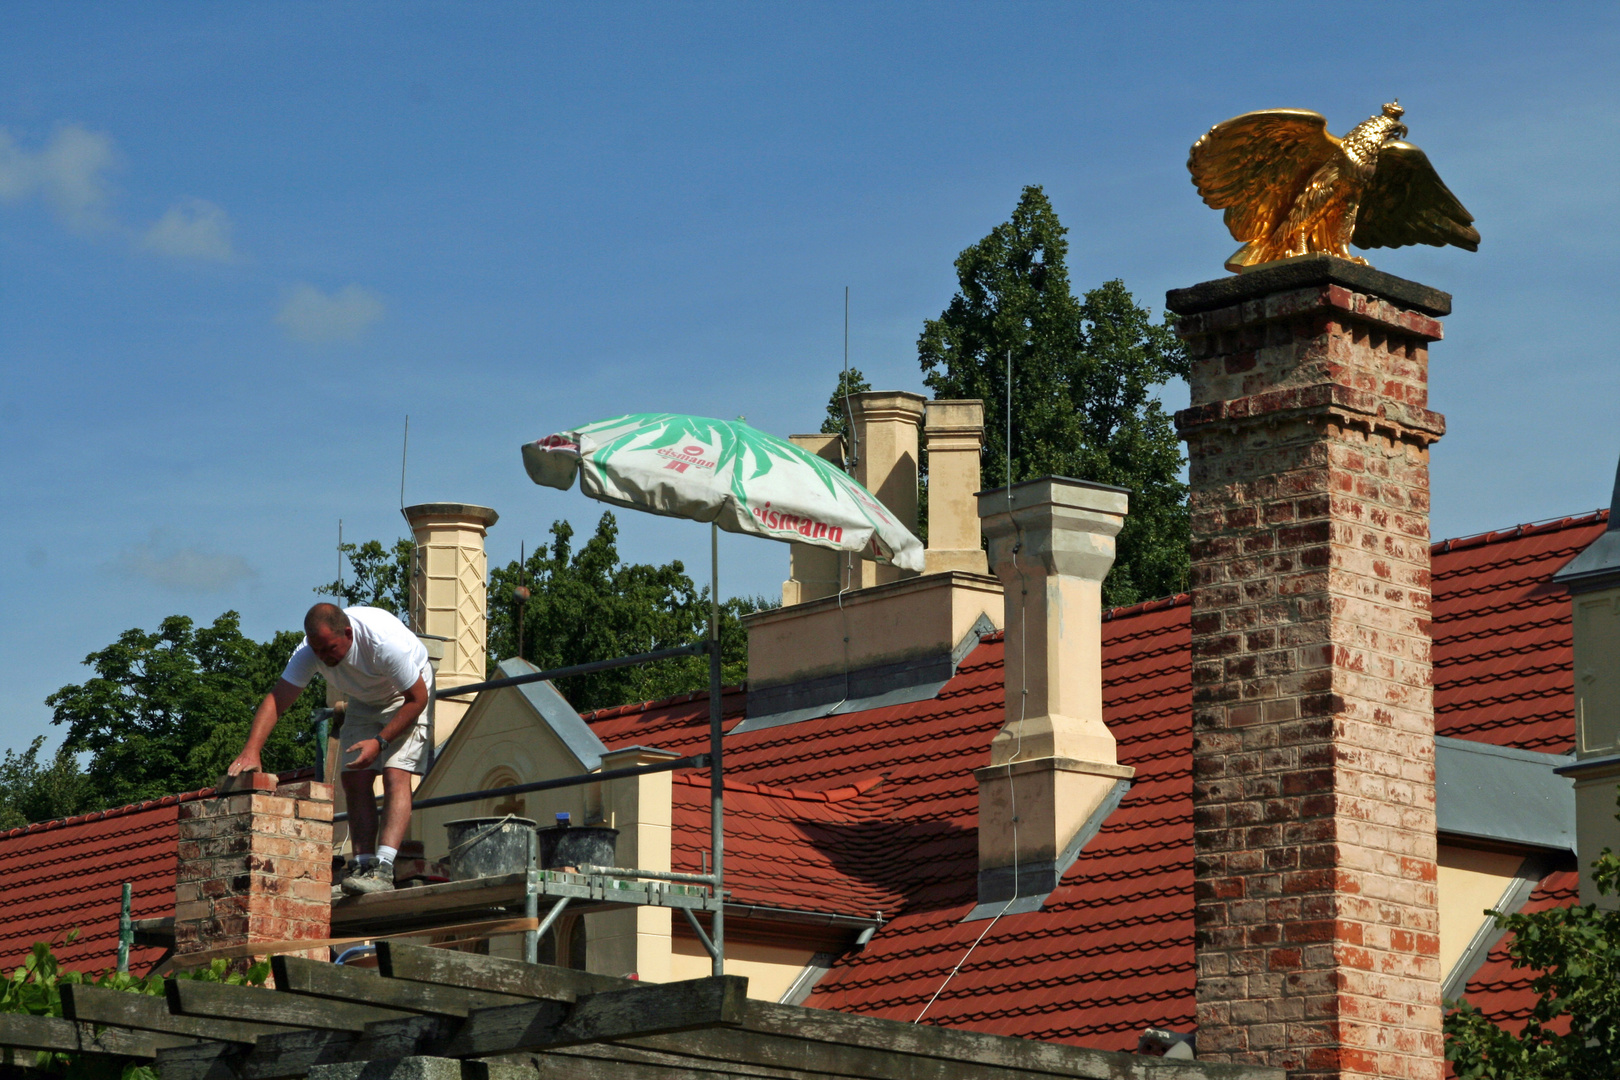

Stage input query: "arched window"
[
  {"left": 478, "top": 768, "right": 525, "bottom": 820},
  {"left": 535, "top": 913, "right": 587, "bottom": 970}
]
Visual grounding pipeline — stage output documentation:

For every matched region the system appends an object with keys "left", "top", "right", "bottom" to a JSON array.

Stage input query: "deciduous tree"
[
  {"left": 918, "top": 185, "right": 1190, "bottom": 606},
  {"left": 487, "top": 513, "right": 766, "bottom": 710},
  {"left": 46, "top": 613, "right": 324, "bottom": 809},
  {"left": 1445, "top": 816, "right": 1620, "bottom": 1078}
]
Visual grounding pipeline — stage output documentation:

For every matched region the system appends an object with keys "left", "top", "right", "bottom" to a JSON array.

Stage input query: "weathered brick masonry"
[
  {"left": 1168, "top": 258, "right": 1449, "bottom": 1080},
  {"left": 174, "top": 772, "right": 333, "bottom": 968}
]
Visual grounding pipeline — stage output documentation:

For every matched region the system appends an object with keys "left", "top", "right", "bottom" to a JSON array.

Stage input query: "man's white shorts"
[{"left": 340, "top": 706, "right": 429, "bottom": 775}]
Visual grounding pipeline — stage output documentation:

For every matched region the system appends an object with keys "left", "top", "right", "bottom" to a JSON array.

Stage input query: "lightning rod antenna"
[
  {"left": 399, "top": 415, "right": 410, "bottom": 511},
  {"left": 843, "top": 286, "right": 859, "bottom": 469}
]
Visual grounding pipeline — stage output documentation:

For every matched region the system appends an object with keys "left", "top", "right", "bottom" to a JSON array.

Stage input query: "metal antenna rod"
[
  {"left": 843, "top": 286, "right": 858, "bottom": 469},
  {"left": 399, "top": 415, "right": 410, "bottom": 510}
]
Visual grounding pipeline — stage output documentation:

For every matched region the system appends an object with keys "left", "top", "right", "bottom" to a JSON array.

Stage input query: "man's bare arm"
[
  {"left": 227, "top": 679, "right": 305, "bottom": 776},
  {"left": 344, "top": 675, "right": 429, "bottom": 771}
]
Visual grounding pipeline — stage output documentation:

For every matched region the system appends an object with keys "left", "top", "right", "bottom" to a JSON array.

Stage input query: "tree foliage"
[
  {"left": 1, "top": 932, "right": 266, "bottom": 1078},
  {"left": 314, "top": 538, "right": 414, "bottom": 615},
  {"left": 45, "top": 613, "right": 325, "bottom": 810},
  {"left": 918, "top": 185, "right": 1190, "bottom": 606},
  {"left": 821, "top": 367, "right": 872, "bottom": 442},
  {"left": 0, "top": 736, "right": 92, "bottom": 831},
  {"left": 1445, "top": 829, "right": 1620, "bottom": 1078},
  {"left": 486, "top": 513, "right": 768, "bottom": 710}
]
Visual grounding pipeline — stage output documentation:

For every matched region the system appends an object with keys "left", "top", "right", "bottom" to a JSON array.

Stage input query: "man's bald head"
[
  {"left": 306, "top": 603, "right": 351, "bottom": 636},
  {"left": 305, "top": 604, "right": 354, "bottom": 667}
]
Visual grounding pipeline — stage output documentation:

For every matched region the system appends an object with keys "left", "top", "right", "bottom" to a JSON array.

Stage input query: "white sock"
[{"left": 377, "top": 845, "right": 398, "bottom": 867}]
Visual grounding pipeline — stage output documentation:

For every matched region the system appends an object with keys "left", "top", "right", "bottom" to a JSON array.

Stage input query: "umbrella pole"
[{"left": 709, "top": 522, "right": 725, "bottom": 976}]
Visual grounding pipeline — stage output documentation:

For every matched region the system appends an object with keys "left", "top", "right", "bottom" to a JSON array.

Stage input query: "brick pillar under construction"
[
  {"left": 1169, "top": 257, "right": 1448, "bottom": 1080},
  {"left": 174, "top": 773, "right": 333, "bottom": 971}
]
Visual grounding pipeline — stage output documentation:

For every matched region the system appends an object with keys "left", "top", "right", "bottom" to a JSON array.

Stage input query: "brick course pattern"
[
  {"left": 173, "top": 775, "right": 333, "bottom": 966},
  {"left": 1172, "top": 277, "right": 1446, "bottom": 1080}
]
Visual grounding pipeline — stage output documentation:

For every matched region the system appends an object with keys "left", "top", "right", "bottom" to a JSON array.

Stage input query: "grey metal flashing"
[
  {"left": 497, "top": 657, "right": 608, "bottom": 771},
  {"left": 1551, "top": 455, "right": 1620, "bottom": 593},
  {"left": 1556, "top": 753, "right": 1620, "bottom": 778},
  {"left": 952, "top": 613, "right": 999, "bottom": 668},
  {"left": 722, "top": 904, "right": 882, "bottom": 934},
  {"left": 1435, "top": 736, "right": 1575, "bottom": 854},
  {"left": 733, "top": 615, "right": 997, "bottom": 736},
  {"left": 778, "top": 952, "right": 840, "bottom": 1006},
  {"left": 1442, "top": 854, "right": 1556, "bottom": 1002},
  {"left": 963, "top": 777, "right": 1131, "bottom": 921}
]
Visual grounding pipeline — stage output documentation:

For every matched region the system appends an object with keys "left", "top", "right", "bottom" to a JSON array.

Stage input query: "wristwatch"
[{"left": 374, "top": 734, "right": 391, "bottom": 755}]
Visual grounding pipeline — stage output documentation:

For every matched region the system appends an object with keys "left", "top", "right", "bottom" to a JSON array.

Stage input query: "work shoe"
[{"left": 340, "top": 862, "right": 396, "bottom": 895}]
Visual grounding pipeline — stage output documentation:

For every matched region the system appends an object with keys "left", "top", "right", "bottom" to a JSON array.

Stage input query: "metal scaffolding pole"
[{"left": 709, "top": 523, "right": 725, "bottom": 976}]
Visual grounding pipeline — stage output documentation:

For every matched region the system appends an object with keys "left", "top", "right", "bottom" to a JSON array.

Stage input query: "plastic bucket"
[
  {"left": 537, "top": 823, "right": 619, "bottom": 870},
  {"left": 443, "top": 816, "right": 537, "bottom": 880}
]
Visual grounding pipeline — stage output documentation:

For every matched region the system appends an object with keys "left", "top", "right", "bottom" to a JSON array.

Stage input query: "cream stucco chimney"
[
  {"left": 973, "top": 477, "right": 1134, "bottom": 907},
  {"left": 1553, "top": 457, "right": 1620, "bottom": 906},
  {"left": 782, "top": 433, "right": 847, "bottom": 605},
  {"left": 403, "top": 502, "right": 498, "bottom": 743},
  {"left": 924, "top": 399, "right": 987, "bottom": 576},
  {"left": 848, "top": 391, "right": 925, "bottom": 588}
]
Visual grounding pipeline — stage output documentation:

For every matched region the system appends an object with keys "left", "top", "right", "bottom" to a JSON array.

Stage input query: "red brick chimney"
[
  {"left": 174, "top": 773, "right": 333, "bottom": 968},
  {"left": 1169, "top": 257, "right": 1448, "bottom": 1080}
]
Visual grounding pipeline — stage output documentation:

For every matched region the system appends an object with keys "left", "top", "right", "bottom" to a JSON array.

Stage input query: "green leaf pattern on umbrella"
[{"left": 523, "top": 412, "right": 920, "bottom": 570}]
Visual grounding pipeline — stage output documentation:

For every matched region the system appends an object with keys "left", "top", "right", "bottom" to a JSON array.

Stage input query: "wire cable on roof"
[{"left": 915, "top": 347, "right": 1031, "bottom": 1025}]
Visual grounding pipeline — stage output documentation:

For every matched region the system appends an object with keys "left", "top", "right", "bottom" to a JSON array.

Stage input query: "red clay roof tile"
[{"left": 0, "top": 511, "right": 1601, "bottom": 1039}]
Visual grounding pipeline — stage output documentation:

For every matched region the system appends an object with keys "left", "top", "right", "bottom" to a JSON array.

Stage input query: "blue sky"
[{"left": 2, "top": 3, "right": 1617, "bottom": 756}]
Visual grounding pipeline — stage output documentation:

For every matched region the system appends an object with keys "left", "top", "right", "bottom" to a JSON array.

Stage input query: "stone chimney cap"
[
  {"left": 976, "top": 475, "right": 1130, "bottom": 517},
  {"left": 1165, "top": 253, "right": 1453, "bottom": 318},
  {"left": 403, "top": 503, "right": 499, "bottom": 528}
]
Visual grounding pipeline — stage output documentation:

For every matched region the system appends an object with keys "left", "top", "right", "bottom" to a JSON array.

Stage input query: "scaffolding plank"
[
  {"left": 330, "top": 872, "right": 529, "bottom": 930},
  {"left": 167, "top": 979, "right": 410, "bottom": 1032},
  {"left": 63, "top": 984, "right": 294, "bottom": 1044},
  {"left": 332, "top": 873, "right": 718, "bottom": 936},
  {"left": 272, "top": 955, "right": 530, "bottom": 1017}
]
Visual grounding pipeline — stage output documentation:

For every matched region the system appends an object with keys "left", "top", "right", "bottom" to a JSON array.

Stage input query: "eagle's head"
[{"left": 1382, "top": 100, "right": 1409, "bottom": 140}]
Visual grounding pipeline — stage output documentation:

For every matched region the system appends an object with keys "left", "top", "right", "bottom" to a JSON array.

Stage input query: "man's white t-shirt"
[{"left": 282, "top": 606, "right": 431, "bottom": 717}]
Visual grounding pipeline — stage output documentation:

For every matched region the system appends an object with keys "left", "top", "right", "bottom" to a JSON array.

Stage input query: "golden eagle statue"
[{"left": 1189, "top": 102, "right": 1479, "bottom": 273}]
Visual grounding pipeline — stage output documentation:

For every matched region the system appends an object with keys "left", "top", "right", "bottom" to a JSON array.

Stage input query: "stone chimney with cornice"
[{"left": 968, "top": 476, "right": 1135, "bottom": 917}]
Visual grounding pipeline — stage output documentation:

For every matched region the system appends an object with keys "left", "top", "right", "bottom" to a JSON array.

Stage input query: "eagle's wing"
[
  {"left": 1353, "top": 142, "right": 1479, "bottom": 251},
  {"left": 1188, "top": 109, "right": 1341, "bottom": 243}
]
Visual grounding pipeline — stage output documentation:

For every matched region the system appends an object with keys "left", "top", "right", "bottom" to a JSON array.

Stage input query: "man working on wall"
[{"left": 227, "top": 602, "right": 431, "bottom": 895}]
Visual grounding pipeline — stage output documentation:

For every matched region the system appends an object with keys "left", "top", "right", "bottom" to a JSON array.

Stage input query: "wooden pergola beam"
[
  {"left": 167, "top": 978, "right": 411, "bottom": 1032},
  {"left": 155, "top": 975, "right": 748, "bottom": 1080},
  {"left": 271, "top": 954, "right": 530, "bottom": 1016},
  {"left": 62, "top": 984, "right": 294, "bottom": 1045},
  {"left": 378, "top": 939, "right": 628, "bottom": 999},
  {"left": 0, "top": 1012, "right": 191, "bottom": 1060}
]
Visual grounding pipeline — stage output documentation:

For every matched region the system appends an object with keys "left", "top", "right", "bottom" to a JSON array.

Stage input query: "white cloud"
[
  {"left": 140, "top": 197, "right": 237, "bottom": 261},
  {"left": 0, "top": 124, "right": 118, "bottom": 230},
  {"left": 111, "top": 534, "right": 257, "bottom": 593},
  {"left": 276, "top": 282, "right": 386, "bottom": 343}
]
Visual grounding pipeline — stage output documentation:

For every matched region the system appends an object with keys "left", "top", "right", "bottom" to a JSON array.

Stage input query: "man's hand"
[
  {"left": 230, "top": 680, "right": 304, "bottom": 778},
  {"left": 226, "top": 748, "right": 262, "bottom": 776},
  {"left": 345, "top": 738, "right": 383, "bottom": 771}
]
